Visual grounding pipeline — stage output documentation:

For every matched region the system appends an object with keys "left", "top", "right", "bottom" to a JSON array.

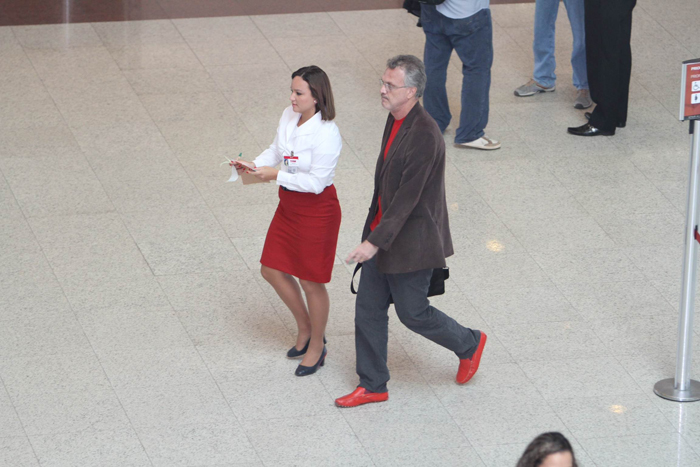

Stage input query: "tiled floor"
[{"left": 2, "top": 1, "right": 700, "bottom": 466}]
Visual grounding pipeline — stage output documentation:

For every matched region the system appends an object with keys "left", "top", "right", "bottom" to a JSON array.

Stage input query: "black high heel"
[
  {"left": 295, "top": 347, "right": 327, "bottom": 377},
  {"left": 286, "top": 336, "right": 327, "bottom": 359}
]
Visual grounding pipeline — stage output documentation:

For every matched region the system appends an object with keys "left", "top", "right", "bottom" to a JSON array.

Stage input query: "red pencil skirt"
[{"left": 260, "top": 185, "right": 341, "bottom": 284}]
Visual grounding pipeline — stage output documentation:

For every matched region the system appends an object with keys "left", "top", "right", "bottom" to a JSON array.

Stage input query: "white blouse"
[{"left": 253, "top": 105, "right": 342, "bottom": 194}]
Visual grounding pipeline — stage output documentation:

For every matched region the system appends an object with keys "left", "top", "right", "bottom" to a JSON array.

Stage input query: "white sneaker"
[{"left": 459, "top": 136, "right": 501, "bottom": 150}]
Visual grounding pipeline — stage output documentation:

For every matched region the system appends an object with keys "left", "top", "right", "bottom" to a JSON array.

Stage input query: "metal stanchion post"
[{"left": 655, "top": 120, "right": 700, "bottom": 402}]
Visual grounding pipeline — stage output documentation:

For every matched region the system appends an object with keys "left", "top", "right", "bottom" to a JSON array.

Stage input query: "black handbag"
[
  {"left": 403, "top": 0, "right": 445, "bottom": 26},
  {"left": 403, "top": 0, "right": 421, "bottom": 17},
  {"left": 403, "top": 0, "right": 445, "bottom": 16},
  {"left": 350, "top": 263, "right": 449, "bottom": 304}
]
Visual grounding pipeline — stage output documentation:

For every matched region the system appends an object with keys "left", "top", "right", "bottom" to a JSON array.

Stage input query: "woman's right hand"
[{"left": 231, "top": 160, "right": 256, "bottom": 173}]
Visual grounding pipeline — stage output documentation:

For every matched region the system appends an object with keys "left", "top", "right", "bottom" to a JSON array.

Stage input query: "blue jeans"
[
  {"left": 533, "top": 0, "right": 588, "bottom": 89},
  {"left": 421, "top": 6, "right": 493, "bottom": 144}
]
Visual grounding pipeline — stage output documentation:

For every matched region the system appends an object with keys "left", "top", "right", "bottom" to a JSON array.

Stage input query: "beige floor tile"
[
  {"left": 0, "top": 70, "right": 46, "bottom": 100},
  {"left": 108, "top": 43, "right": 202, "bottom": 71},
  {"left": 58, "top": 275, "right": 171, "bottom": 313},
  {"left": 77, "top": 308, "right": 192, "bottom": 352},
  {"left": 328, "top": 9, "right": 419, "bottom": 35},
  {"left": 188, "top": 37, "right": 281, "bottom": 67},
  {"left": 0, "top": 156, "right": 113, "bottom": 218},
  {"left": 14, "top": 388, "right": 130, "bottom": 436},
  {"left": 532, "top": 248, "right": 646, "bottom": 286},
  {"left": 136, "top": 423, "right": 259, "bottom": 467},
  {"left": 220, "top": 375, "right": 337, "bottom": 421},
  {"left": 497, "top": 320, "right": 608, "bottom": 363},
  {"left": 0, "top": 437, "right": 40, "bottom": 467},
  {"left": 243, "top": 414, "right": 371, "bottom": 466},
  {"left": 100, "top": 176, "right": 207, "bottom": 213},
  {"left": 29, "top": 428, "right": 151, "bottom": 467},
  {"left": 549, "top": 393, "right": 676, "bottom": 440},
  {"left": 0, "top": 351, "right": 110, "bottom": 401},
  {"left": 269, "top": 35, "right": 370, "bottom": 71},
  {"left": 93, "top": 20, "right": 185, "bottom": 47},
  {"left": 506, "top": 215, "right": 616, "bottom": 252},
  {"left": 139, "top": 92, "right": 235, "bottom": 121},
  {"left": 0, "top": 314, "right": 92, "bottom": 359},
  {"left": 467, "top": 285, "right": 582, "bottom": 327},
  {"left": 558, "top": 280, "right": 675, "bottom": 321},
  {"left": 0, "top": 390, "right": 24, "bottom": 438},
  {"left": 96, "top": 347, "right": 209, "bottom": 392},
  {"left": 343, "top": 407, "right": 470, "bottom": 456},
  {"left": 0, "top": 30, "right": 34, "bottom": 73},
  {"left": 24, "top": 46, "right": 121, "bottom": 80},
  {"left": 0, "top": 94, "right": 65, "bottom": 130},
  {"left": 252, "top": 12, "right": 344, "bottom": 39},
  {"left": 173, "top": 16, "right": 265, "bottom": 43},
  {"left": 0, "top": 124, "right": 79, "bottom": 159},
  {"left": 521, "top": 357, "right": 643, "bottom": 399},
  {"left": 115, "top": 380, "right": 236, "bottom": 429},
  {"left": 579, "top": 433, "right": 700, "bottom": 467},
  {"left": 12, "top": 24, "right": 102, "bottom": 49},
  {"left": 370, "top": 446, "right": 485, "bottom": 467}
]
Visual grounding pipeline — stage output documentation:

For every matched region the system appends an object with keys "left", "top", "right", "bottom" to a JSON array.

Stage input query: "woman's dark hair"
[
  {"left": 516, "top": 432, "right": 578, "bottom": 467},
  {"left": 291, "top": 65, "right": 336, "bottom": 121}
]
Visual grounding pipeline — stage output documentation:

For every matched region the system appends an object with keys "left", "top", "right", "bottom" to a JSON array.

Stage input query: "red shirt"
[{"left": 370, "top": 117, "right": 405, "bottom": 231}]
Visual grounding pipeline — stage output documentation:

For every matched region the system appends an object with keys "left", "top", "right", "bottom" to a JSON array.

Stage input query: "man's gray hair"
[{"left": 386, "top": 54, "right": 426, "bottom": 98}]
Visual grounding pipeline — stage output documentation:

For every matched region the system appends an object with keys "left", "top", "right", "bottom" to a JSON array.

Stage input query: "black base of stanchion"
[{"left": 654, "top": 378, "right": 700, "bottom": 402}]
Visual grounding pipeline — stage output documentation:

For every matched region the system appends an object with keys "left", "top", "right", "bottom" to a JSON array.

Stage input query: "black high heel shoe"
[
  {"left": 295, "top": 347, "right": 327, "bottom": 377},
  {"left": 286, "top": 336, "right": 327, "bottom": 359}
]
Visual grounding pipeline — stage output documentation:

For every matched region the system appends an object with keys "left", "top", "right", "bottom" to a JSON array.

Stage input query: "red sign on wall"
[{"left": 681, "top": 58, "right": 700, "bottom": 121}]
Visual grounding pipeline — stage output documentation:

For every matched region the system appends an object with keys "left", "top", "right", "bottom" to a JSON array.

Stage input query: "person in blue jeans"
[
  {"left": 421, "top": 1, "right": 500, "bottom": 150},
  {"left": 514, "top": 0, "right": 591, "bottom": 109}
]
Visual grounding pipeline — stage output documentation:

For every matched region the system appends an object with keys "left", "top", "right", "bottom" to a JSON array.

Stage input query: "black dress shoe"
[
  {"left": 584, "top": 112, "right": 626, "bottom": 128},
  {"left": 295, "top": 347, "right": 327, "bottom": 377},
  {"left": 567, "top": 123, "right": 615, "bottom": 136},
  {"left": 286, "top": 336, "right": 327, "bottom": 359}
]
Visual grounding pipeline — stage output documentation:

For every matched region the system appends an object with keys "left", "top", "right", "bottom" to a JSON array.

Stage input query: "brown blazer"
[{"left": 362, "top": 102, "right": 454, "bottom": 274}]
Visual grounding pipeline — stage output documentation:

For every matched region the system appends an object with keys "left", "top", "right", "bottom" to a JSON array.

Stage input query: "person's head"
[
  {"left": 516, "top": 432, "right": 578, "bottom": 467},
  {"left": 290, "top": 65, "right": 335, "bottom": 120},
  {"left": 381, "top": 54, "right": 426, "bottom": 115}
]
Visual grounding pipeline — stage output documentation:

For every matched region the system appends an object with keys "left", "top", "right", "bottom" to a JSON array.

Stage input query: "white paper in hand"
[
  {"left": 227, "top": 165, "right": 239, "bottom": 182},
  {"left": 221, "top": 160, "right": 239, "bottom": 182}
]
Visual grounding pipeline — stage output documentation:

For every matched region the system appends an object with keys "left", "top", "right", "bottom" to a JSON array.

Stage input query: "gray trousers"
[{"left": 355, "top": 257, "right": 480, "bottom": 393}]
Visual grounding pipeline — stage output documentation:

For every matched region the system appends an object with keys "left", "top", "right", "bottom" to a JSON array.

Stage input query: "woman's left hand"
[{"left": 250, "top": 166, "right": 278, "bottom": 181}]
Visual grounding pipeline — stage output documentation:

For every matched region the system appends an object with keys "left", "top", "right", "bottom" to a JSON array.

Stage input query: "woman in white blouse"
[{"left": 233, "top": 66, "right": 342, "bottom": 377}]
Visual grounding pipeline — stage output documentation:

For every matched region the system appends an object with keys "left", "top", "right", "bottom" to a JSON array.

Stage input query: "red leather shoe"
[
  {"left": 335, "top": 387, "right": 388, "bottom": 408},
  {"left": 456, "top": 332, "right": 487, "bottom": 385}
]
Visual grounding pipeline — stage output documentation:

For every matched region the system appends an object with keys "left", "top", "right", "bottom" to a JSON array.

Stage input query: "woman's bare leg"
[
  {"left": 261, "top": 265, "right": 311, "bottom": 350},
  {"left": 298, "top": 279, "right": 329, "bottom": 366}
]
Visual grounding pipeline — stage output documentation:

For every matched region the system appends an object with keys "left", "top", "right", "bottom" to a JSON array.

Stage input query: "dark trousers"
[
  {"left": 355, "top": 257, "right": 480, "bottom": 393},
  {"left": 585, "top": 0, "right": 637, "bottom": 132}
]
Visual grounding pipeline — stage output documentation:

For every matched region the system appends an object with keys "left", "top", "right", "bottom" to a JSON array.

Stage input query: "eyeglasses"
[{"left": 379, "top": 78, "right": 411, "bottom": 93}]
